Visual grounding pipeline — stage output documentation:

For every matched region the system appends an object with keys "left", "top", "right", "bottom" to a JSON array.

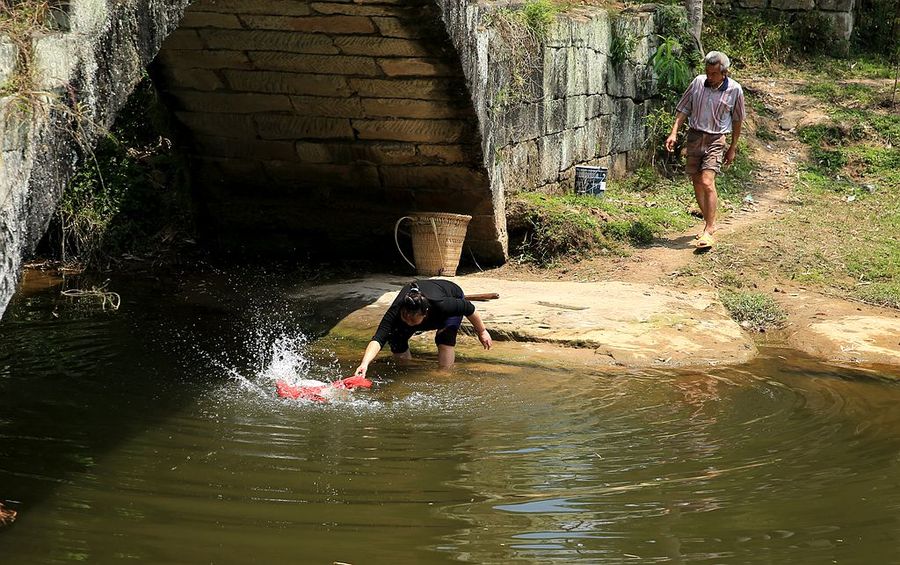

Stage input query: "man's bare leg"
[
  {"left": 692, "top": 169, "right": 718, "bottom": 235},
  {"left": 437, "top": 345, "right": 455, "bottom": 369}
]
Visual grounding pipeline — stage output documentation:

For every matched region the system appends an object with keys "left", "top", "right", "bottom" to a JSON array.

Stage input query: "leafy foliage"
[
  {"left": 651, "top": 36, "right": 693, "bottom": 96},
  {"left": 51, "top": 78, "right": 193, "bottom": 266}
]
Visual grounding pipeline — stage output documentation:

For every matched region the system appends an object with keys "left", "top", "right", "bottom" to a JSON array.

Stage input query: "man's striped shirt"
[{"left": 676, "top": 75, "right": 746, "bottom": 135}]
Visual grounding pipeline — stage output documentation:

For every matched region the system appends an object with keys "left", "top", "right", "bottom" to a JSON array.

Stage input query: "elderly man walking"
[{"left": 665, "top": 51, "right": 745, "bottom": 249}]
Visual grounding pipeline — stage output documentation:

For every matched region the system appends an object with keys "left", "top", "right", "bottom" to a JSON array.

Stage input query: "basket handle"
[
  {"left": 430, "top": 217, "right": 446, "bottom": 276},
  {"left": 394, "top": 216, "right": 416, "bottom": 271}
]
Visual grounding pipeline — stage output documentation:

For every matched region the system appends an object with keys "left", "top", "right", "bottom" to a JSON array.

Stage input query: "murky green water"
[{"left": 2, "top": 269, "right": 900, "bottom": 564}]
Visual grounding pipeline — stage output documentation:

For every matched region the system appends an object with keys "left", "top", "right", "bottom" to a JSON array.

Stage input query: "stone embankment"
[{"left": 0, "top": 0, "right": 190, "bottom": 320}]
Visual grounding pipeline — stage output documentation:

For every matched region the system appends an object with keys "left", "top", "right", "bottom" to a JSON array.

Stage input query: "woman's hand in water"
[
  {"left": 478, "top": 329, "right": 493, "bottom": 350},
  {"left": 354, "top": 365, "right": 368, "bottom": 377}
]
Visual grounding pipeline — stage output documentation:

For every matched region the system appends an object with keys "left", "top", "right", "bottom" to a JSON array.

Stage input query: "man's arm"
[
  {"left": 665, "top": 111, "right": 689, "bottom": 153},
  {"left": 724, "top": 120, "right": 742, "bottom": 167}
]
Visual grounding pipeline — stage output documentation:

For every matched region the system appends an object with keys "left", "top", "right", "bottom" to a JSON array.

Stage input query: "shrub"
[
  {"left": 50, "top": 78, "right": 193, "bottom": 265},
  {"left": 507, "top": 193, "right": 605, "bottom": 264},
  {"left": 720, "top": 291, "right": 787, "bottom": 332}
]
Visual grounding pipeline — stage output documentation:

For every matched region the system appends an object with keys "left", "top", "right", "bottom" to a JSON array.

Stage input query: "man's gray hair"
[{"left": 704, "top": 51, "right": 731, "bottom": 72}]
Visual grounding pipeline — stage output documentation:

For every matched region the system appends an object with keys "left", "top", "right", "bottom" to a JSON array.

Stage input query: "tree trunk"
[{"left": 686, "top": 0, "right": 704, "bottom": 55}]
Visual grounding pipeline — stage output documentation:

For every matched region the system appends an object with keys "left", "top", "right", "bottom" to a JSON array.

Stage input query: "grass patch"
[
  {"left": 505, "top": 151, "right": 763, "bottom": 267},
  {"left": 506, "top": 193, "right": 607, "bottom": 265},
  {"left": 720, "top": 290, "right": 787, "bottom": 332},
  {"left": 799, "top": 82, "right": 881, "bottom": 107},
  {"left": 854, "top": 283, "right": 900, "bottom": 310},
  {"left": 506, "top": 168, "right": 705, "bottom": 265}
]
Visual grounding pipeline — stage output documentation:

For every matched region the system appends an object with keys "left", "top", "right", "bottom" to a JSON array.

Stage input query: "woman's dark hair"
[{"left": 400, "top": 283, "right": 430, "bottom": 316}]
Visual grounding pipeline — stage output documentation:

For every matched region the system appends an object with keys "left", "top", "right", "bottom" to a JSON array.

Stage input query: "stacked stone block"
[{"left": 732, "top": 0, "right": 856, "bottom": 40}]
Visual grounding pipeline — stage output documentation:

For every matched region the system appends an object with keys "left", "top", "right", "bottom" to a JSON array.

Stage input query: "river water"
[{"left": 1, "top": 269, "right": 899, "bottom": 564}]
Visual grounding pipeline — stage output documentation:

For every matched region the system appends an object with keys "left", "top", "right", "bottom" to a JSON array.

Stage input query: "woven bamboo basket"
[{"left": 394, "top": 213, "right": 472, "bottom": 276}]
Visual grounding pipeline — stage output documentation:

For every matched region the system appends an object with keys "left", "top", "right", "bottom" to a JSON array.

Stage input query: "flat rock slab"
[
  {"left": 777, "top": 289, "right": 900, "bottom": 367},
  {"left": 302, "top": 276, "right": 757, "bottom": 369}
]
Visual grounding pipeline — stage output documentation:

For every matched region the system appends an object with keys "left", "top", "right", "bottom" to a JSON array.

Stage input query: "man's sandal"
[{"left": 695, "top": 233, "right": 715, "bottom": 249}]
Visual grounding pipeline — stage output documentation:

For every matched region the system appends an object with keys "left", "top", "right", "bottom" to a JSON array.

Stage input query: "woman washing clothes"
[{"left": 354, "top": 279, "right": 493, "bottom": 376}]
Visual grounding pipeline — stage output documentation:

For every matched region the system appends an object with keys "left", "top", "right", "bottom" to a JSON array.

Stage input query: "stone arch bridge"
[{"left": 0, "top": 0, "right": 664, "bottom": 318}]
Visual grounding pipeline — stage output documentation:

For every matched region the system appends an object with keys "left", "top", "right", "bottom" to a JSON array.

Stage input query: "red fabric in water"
[{"left": 276, "top": 376, "right": 373, "bottom": 402}]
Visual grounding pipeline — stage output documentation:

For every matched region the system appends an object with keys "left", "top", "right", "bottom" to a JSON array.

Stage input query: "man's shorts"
[
  {"left": 685, "top": 129, "right": 727, "bottom": 174},
  {"left": 388, "top": 316, "right": 464, "bottom": 353}
]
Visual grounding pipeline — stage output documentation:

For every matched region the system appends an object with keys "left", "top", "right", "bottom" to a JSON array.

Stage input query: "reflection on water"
[{"left": 1, "top": 270, "right": 900, "bottom": 563}]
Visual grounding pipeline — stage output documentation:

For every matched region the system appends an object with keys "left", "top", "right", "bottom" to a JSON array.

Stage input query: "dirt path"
[{"left": 478, "top": 76, "right": 900, "bottom": 369}]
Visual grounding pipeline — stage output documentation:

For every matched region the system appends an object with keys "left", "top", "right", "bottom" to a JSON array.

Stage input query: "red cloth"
[{"left": 276, "top": 376, "right": 373, "bottom": 402}]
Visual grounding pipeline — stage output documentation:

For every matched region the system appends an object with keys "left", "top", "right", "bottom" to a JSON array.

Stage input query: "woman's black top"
[{"left": 371, "top": 280, "right": 475, "bottom": 346}]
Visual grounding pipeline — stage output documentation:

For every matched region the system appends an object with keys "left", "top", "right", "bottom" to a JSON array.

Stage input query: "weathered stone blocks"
[
  {"left": 360, "top": 98, "right": 468, "bottom": 119},
  {"left": 200, "top": 29, "right": 339, "bottom": 53},
  {"left": 377, "top": 58, "right": 454, "bottom": 77},
  {"left": 256, "top": 115, "right": 355, "bottom": 139},
  {"left": 176, "top": 112, "right": 256, "bottom": 137},
  {"left": 820, "top": 11, "right": 854, "bottom": 40},
  {"left": 157, "top": 49, "right": 253, "bottom": 70},
  {"left": 0, "top": 41, "right": 18, "bottom": 86},
  {"left": 770, "top": 0, "right": 815, "bottom": 9},
  {"left": 171, "top": 91, "right": 293, "bottom": 113},
  {"left": 225, "top": 70, "right": 352, "bottom": 96},
  {"left": 192, "top": 0, "right": 313, "bottom": 16},
  {"left": 817, "top": 0, "right": 854, "bottom": 9},
  {"left": 291, "top": 95, "right": 365, "bottom": 118},
  {"left": 178, "top": 11, "right": 243, "bottom": 29},
  {"left": 249, "top": 52, "right": 381, "bottom": 75},
  {"left": 350, "top": 77, "right": 459, "bottom": 99},
  {"left": 240, "top": 15, "right": 376, "bottom": 34},
  {"left": 353, "top": 119, "right": 470, "bottom": 142},
  {"left": 295, "top": 140, "right": 418, "bottom": 164},
  {"left": 334, "top": 36, "right": 432, "bottom": 57}
]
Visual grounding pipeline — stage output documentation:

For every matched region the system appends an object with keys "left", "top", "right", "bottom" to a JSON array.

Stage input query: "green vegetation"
[
  {"left": 0, "top": 1, "right": 66, "bottom": 99},
  {"left": 507, "top": 170, "right": 703, "bottom": 265},
  {"left": 610, "top": 16, "right": 638, "bottom": 66},
  {"left": 720, "top": 291, "right": 787, "bottom": 332},
  {"left": 520, "top": 0, "right": 559, "bottom": 40},
  {"left": 483, "top": 0, "right": 563, "bottom": 107},
  {"left": 0, "top": 0, "right": 64, "bottom": 37},
  {"left": 651, "top": 36, "right": 693, "bottom": 96},
  {"left": 700, "top": 66, "right": 899, "bottom": 310},
  {"left": 49, "top": 78, "right": 193, "bottom": 267}
]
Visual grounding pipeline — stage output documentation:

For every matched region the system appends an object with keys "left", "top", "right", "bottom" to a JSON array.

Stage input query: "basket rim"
[{"left": 408, "top": 212, "right": 473, "bottom": 221}]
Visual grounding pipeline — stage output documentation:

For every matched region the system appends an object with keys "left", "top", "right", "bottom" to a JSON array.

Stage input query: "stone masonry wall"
[
  {"left": 438, "top": 2, "right": 659, "bottom": 207},
  {"left": 0, "top": 0, "right": 190, "bottom": 321},
  {"left": 726, "top": 0, "right": 856, "bottom": 40}
]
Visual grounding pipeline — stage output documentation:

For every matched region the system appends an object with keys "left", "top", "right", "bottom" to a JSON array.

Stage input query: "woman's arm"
[
  {"left": 466, "top": 311, "right": 492, "bottom": 350},
  {"left": 354, "top": 340, "right": 383, "bottom": 377}
]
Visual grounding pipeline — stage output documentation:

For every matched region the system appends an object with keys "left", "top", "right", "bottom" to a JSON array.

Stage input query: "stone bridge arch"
[
  {"left": 1, "top": 0, "right": 666, "bottom": 319},
  {"left": 152, "top": 0, "right": 503, "bottom": 261}
]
